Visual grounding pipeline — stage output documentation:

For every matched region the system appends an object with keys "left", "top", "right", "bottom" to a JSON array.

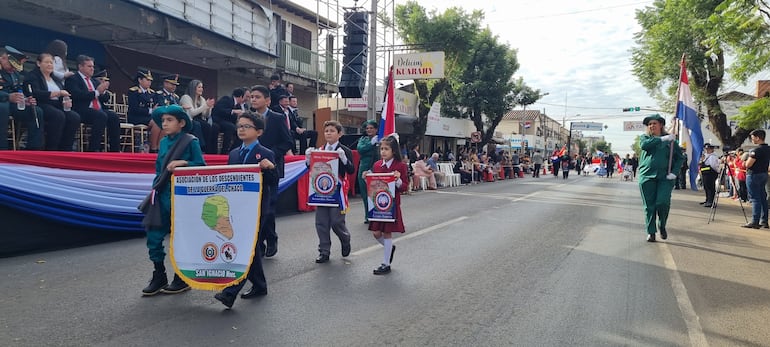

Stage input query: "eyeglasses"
[{"left": 237, "top": 124, "right": 257, "bottom": 130}]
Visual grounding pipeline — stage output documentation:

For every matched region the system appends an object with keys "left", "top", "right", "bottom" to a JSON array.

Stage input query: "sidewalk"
[{"left": 662, "top": 188, "right": 770, "bottom": 346}]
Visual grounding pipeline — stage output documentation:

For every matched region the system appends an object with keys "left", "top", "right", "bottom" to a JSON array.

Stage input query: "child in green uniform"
[{"left": 142, "top": 105, "right": 206, "bottom": 295}]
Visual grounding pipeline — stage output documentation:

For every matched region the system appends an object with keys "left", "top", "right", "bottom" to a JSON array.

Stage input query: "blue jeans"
[{"left": 746, "top": 172, "right": 768, "bottom": 224}]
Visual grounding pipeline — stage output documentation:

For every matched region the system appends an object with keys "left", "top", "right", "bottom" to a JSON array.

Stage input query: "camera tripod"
[{"left": 708, "top": 163, "right": 748, "bottom": 223}]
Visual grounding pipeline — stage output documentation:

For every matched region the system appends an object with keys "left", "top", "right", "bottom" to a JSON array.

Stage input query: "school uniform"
[
  {"left": 367, "top": 159, "right": 408, "bottom": 234},
  {"left": 219, "top": 141, "right": 276, "bottom": 300},
  {"left": 315, "top": 142, "right": 355, "bottom": 257}
]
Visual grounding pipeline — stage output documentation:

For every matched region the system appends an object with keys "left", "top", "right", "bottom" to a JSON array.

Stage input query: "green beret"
[
  {"left": 362, "top": 119, "right": 377, "bottom": 128},
  {"left": 151, "top": 105, "right": 193, "bottom": 133},
  {"left": 642, "top": 114, "right": 665, "bottom": 125}
]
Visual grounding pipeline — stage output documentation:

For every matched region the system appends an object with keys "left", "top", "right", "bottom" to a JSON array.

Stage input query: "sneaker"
[{"left": 373, "top": 264, "right": 391, "bottom": 275}]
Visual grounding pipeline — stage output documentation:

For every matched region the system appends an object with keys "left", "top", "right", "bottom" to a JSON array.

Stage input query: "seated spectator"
[
  {"left": 179, "top": 79, "right": 218, "bottom": 153},
  {"left": 289, "top": 96, "right": 317, "bottom": 153},
  {"left": 426, "top": 152, "right": 446, "bottom": 187},
  {"left": 413, "top": 154, "right": 437, "bottom": 190},
  {"left": 212, "top": 87, "right": 247, "bottom": 153},
  {"left": 64, "top": 55, "right": 120, "bottom": 152},
  {"left": 1, "top": 46, "right": 44, "bottom": 150},
  {"left": 454, "top": 155, "right": 472, "bottom": 184},
  {"left": 470, "top": 153, "right": 483, "bottom": 182},
  {"left": 26, "top": 53, "right": 80, "bottom": 151}
]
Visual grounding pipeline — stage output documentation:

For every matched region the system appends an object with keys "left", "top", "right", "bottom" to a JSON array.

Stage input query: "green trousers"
[
  {"left": 639, "top": 178, "right": 674, "bottom": 235},
  {"left": 146, "top": 193, "right": 172, "bottom": 262}
]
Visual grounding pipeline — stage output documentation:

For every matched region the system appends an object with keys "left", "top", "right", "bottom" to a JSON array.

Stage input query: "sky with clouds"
[{"left": 296, "top": 0, "right": 753, "bottom": 154}]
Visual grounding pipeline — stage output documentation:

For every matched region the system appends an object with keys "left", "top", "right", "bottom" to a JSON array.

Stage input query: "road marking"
[
  {"left": 660, "top": 243, "right": 709, "bottom": 347},
  {"left": 350, "top": 216, "right": 470, "bottom": 257}
]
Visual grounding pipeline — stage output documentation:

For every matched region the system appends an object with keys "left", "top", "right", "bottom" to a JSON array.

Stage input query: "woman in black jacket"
[{"left": 26, "top": 53, "right": 80, "bottom": 150}]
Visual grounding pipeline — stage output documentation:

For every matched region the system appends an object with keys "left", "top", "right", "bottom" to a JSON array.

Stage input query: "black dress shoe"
[
  {"left": 742, "top": 222, "right": 761, "bottom": 229},
  {"left": 703, "top": 203, "right": 713, "bottom": 207},
  {"left": 240, "top": 286, "right": 267, "bottom": 299},
  {"left": 315, "top": 254, "right": 329, "bottom": 263},
  {"left": 389, "top": 245, "right": 396, "bottom": 264},
  {"left": 699, "top": 201, "right": 706, "bottom": 205},
  {"left": 373, "top": 264, "right": 391, "bottom": 275},
  {"left": 646, "top": 234, "right": 656, "bottom": 242},
  {"left": 762, "top": 222, "right": 769, "bottom": 229},
  {"left": 265, "top": 245, "right": 278, "bottom": 258},
  {"left": 341, "top": 242, "right": 351, "bottom": 257},
  {"left": 659, "top": 227, "right": 668, "bottom": 240},
  {"left": 214, "top": 292, "right": 236, "bottom": 309}
]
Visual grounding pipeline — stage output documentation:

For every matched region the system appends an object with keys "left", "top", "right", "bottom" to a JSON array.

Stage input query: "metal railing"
[{"left": 278, "top": 41, "right": 339, "bottom": 85}]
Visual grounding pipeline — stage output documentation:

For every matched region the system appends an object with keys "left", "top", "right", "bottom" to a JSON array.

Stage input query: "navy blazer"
[
  {"left": 259, "top": 109, "right": 294, "bottom": 179},
  {"left": 227, "top": 142, "right": 277, "bottom": 216},
  {"left": 212, "top": 96, "right": 240, "bottom": 124},
  {"left": 64, "top": 72, "right": 110, "bottom": 112}
]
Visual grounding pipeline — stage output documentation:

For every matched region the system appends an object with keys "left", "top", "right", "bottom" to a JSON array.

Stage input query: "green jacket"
[
  {"left": 153, "top": 133, "right": 206, "bottom": 197},
  {"left": 638, "top": 134, "right": 684, "bottom": 182},
  {"left": 356, "top": 135, "right": 379, "bottom": 177}
]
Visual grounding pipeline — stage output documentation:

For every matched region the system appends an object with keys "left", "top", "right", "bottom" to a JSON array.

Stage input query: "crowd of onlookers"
[{"left": 2, "top": 40, "right": 316, "bottom": 154}]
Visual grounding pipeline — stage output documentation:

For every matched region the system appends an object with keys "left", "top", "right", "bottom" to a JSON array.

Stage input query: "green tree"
[
  {"left": 593, "top": 140, "right": 612, "bottom": 154},
  {"left": 631, "top": 0, "right": 751, "bottom": 149},
  {"left": 394, "top": 2, "right": 483, "bottom": 146}
]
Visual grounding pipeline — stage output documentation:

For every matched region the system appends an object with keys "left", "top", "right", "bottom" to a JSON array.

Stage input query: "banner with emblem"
[
  {"left": 365, "top": 173, "right": 397, "bottom": 222},
  {"left": 169, "top": 165, "right": 262, "bottom": 291},
  {"left": 307, "top": 150, "right": 342, "bottom": 207}
]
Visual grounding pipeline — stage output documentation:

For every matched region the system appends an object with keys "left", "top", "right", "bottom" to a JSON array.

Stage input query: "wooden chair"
[{"left": 78, "top": 124, "right": 108, "bottom": 152}]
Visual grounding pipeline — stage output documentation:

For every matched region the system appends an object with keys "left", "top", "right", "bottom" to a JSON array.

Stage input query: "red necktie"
[{"left": 85, "top": 78, "right": 100, "bottom": 110}]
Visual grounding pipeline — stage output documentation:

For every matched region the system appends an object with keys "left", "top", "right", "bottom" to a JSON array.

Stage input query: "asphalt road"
[{"left": 2, "top": 173, "right": 770, "bottom": 346}]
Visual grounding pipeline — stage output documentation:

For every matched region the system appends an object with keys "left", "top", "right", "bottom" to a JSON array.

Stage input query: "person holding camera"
[
  {"left": 699, "top": 144, "right": 720, "bottom": 207},
  {"left": 742, "top": 129, "right": 770, "bottom": 229}
]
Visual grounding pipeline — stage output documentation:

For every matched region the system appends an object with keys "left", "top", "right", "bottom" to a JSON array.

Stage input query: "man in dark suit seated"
[
  {"left": 64, "top": 55, "right": 120, "bottom": 152},
  {"left": 211, "top": 87, "right": 247, "bottom": 153},
  {"left": 249, "top": 85, "right": 293, "bottom": 258},
  {"left": 288, "top": 96, "right": 317, "bottom": 153},
  {"left": 0, "top": 46, "right": 44, "bottom": 150}
]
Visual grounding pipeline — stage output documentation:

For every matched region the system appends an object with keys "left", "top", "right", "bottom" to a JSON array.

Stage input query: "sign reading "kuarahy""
[{"left": 393, "top": 52, "right": 445, "bottom": 80}]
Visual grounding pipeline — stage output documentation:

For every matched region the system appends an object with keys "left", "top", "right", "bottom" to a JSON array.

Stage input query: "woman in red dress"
[{"left": 364, "top": 135, "right": 408, "bottom": 275}]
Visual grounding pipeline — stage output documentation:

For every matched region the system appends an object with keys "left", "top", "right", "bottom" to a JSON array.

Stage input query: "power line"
[{"left": 488, "top": 1, "right": 652, "bottom": 22}]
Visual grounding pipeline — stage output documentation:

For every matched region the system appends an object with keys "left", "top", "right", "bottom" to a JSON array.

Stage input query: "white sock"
[
  {"left": 383, "top": 239, "right": 393, "bottom": 266},
  {"left": 376, "top": 237, "right": 384, "bottom": 245}
]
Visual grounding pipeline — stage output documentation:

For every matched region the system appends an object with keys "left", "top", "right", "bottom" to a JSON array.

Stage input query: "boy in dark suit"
[
  {"left": 249, "top": 85, "right": 293, "bottom": 257},
  {"left": 214, "top": 112, "right": 275, "bottom": 308},
  {"left": 309, "top": 120, "right": 356, "bottom": 263}
]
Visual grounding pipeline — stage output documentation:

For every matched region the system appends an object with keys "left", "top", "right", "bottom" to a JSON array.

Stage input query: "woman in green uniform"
[
  {"left": 356, "top": 120, "right": 380, "bottom": 223},
  {"left": 638, "top": 114, "right": 684, "bottom": 242}
]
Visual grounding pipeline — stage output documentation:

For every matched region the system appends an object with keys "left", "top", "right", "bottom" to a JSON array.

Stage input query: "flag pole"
[{"left": 668, "top": 53, "right": 686, "bottom": 175}]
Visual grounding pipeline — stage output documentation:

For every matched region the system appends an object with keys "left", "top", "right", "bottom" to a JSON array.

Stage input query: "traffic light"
[
  {"left": 622, "top": 107, "right": 641, "bottom": 112},
  {"left": 339, "top": 11, "right": 369, "bottom": 98}
]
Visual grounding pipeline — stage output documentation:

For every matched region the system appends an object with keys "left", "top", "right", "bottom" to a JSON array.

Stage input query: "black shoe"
[
  {"left": 142, "top": 270, "right": 168, "bottom": 296},
  {"left": 240, "top": 286, "right": 267, "bottom": 299},
  {"left": 315, "top": 254, "right": 329, "bottom": 263},
  {"left": 659, "top": 227, "right": 668, "bottom": 240},
  {"left": 389, "top": 245, "right": 396, "bottom": 264},
  {"left": 742, "top": 222, "right": 761, "bottom": 229},
  {"left": 646, "top": 234, "right": 656, "bottom": 242},
  {"left": 703, "top": 203, "right": 713, "bottom": 207},
  {"left": 373, "top": 264, "right": 391, "bottom": 275},
  {"left": 364, "top": 220, "right": 369, "bottom": 224},
  {"left": 763, "top": 222, "right": 770, "bottom": 229},
  {"left": 674, "top": 187, "right": 680, "bottom": 190},
  {"left": 214, "top": 292, "right": 236, "bottom": 309},
  {"left": 699, "top": 201, "right": 706, "bottom": 205},
  {"left": 163, "top": 274, "right": 191, "bottom": 294},
  {"left": 265, "top": 244, "right": 278, "bottom": 258},
  {"left": 341, "top": 242, "right": 351, "bottom": 257}
]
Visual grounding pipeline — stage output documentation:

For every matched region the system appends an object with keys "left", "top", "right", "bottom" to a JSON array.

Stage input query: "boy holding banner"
[
  {"left": 141, "top": 105, "right": 206, "bottom": 296},
  {"left": 306, "top": 120, "right": 355, "bottom": 264},
  {"left": 363, "top": 135, "right": 408, "bottom": 275},
  {"left": 213, "top": 112, "right": 276, "bottom": 308}
]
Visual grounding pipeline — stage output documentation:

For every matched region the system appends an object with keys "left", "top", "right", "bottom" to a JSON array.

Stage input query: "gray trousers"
[{"left": 315, "top": 206, "right": 350, "bottom": 256}]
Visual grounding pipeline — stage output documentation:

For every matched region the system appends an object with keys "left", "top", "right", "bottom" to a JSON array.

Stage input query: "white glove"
[
  {"left": 660, "top": 134, "right": 675, "bottom": 142},
  {"left": 337, "top": 148, "right": 348, "bottom": 164},
  {"left": 666, "top": 173, "right": 677, "bottom": 180},
  {"left": 305, "top": 147, "right": 314, "bottom": 164},
  {"left": 370, "top": 135, "right": 378, "bottom": 145}
]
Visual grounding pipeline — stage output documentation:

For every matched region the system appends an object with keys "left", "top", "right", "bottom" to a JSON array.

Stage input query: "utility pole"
[{"left": 366, "top": 0, "right": 378, "bottom": 121}]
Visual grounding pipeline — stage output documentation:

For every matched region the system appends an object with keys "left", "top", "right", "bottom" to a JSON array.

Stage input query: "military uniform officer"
[
  {"left": 154, "top": 74, "right": 180, "bottom": 106},
  {"left": 127, "top": 69, "right": 162, "bottom": 152},
  {"left": 0, "top": 46, "right": 44, "bottom": 150}
]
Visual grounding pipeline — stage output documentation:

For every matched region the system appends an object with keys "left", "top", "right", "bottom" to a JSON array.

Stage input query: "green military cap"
[
  {"left": 361, "top": 119, "right": 377, "bottom": 128},
  {"left": 642, "top": 114, "right": 665, "bottom": 125},
  {"left": 152, "top": 105, "right": 193, "bottom": 133},
  {"left": 2, "top": 46, "right": 28, "bottom": 72}
]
